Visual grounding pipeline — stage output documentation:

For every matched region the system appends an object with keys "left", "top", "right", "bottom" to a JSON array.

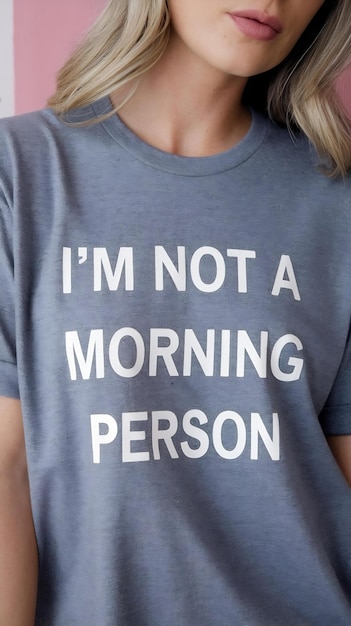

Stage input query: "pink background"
[
  {"left": 14, "top": 0, "right": 102, "bottom": 114},
  {"left": 12, "top": 0, "right": 351, "bottom": 116}
]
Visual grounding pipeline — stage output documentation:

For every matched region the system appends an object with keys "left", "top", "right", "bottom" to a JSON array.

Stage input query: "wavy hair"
[{"left": 49, "top": 0, "right": 351, "bottom": 177}]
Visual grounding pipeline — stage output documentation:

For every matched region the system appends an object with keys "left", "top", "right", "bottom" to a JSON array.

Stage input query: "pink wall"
[
  {"left": 14, "top": 0, "right": 102, "bottom": 114},
  {"left": 12, "top": 0, "right": 351, "bottom": 116}
]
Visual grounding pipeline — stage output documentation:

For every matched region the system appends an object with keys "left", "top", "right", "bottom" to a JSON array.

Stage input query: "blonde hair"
[
  {"left": 49, "top": 0, "right": 170, "bottom": 114},
  {"left": 268, "top": 0, "right": 351, "bottom": 177},
  {"left": 49, "top": 0, "right": 351, "bottom": 177}
]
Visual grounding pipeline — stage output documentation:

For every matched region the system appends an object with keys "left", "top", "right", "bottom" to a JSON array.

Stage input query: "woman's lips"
[{"left": 228, "top": 10, "right": 282, "bottom": 41}]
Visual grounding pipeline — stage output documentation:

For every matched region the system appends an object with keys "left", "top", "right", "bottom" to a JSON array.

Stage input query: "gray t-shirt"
[{"left": 0, "top": 97, "right": 350, "bottom": 626}]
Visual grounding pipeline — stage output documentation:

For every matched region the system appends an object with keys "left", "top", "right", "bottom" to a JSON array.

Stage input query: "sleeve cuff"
[
  {"left": 0, "top": 361, "right": 20, "bottom": 399},
  {"left": 319, "top": 404, "right": 351, "bottom": 436}
]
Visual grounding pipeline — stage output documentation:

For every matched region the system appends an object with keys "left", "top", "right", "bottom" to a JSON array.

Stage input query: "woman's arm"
[
  {"left": 327, "top": 435, "right": 351, "bottom": 487},
  {"left": 0, "top": 397, "right": 38, "bottom": 626}
]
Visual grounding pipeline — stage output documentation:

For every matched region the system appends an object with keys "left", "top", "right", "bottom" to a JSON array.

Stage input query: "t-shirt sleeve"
[
  {"left": 319, "top": 326, "right": 351, "bottom": 436},
  {"left": 0, "top": 190, "right": 19, "bottom": 399}
]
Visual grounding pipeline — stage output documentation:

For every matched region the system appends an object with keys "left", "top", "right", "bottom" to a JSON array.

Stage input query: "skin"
[
  {"left": 166, "top": 0, "right": 326, "bottom": 78},
  {"left": 328, "top": 436, "right": 351, "bottom": 487},
  {"left": 114, "top": 0, "right": 325, "bottom": 156},
  {"left": 0, "top": 397, "right": 38, "bottom": 626}
]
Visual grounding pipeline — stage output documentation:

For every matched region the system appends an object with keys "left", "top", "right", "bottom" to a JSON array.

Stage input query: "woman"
[{"left": 0, "top": 1, "right": 350, "bottom": 624}]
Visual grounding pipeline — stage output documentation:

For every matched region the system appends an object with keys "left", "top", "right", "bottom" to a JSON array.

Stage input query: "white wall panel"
[{"left": 0, "top": 0, "right": 14, "bottom": 118}]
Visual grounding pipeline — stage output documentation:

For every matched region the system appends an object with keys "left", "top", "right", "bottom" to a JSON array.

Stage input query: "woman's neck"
[{"left": 111, "top": 34, "right": 251, "bottom": 157}]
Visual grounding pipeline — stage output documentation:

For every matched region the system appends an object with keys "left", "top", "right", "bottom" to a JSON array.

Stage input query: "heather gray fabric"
[{"left": 0, "top": 98, "right": 350, "bottom": 626}]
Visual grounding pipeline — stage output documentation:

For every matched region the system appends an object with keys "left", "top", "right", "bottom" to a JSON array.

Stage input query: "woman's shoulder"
[
  {"left": 0, "top": 103, "right": 99, "bottom": 153},
  {"left": 0, "top": 109, "right": 63, "bottom": 171},
  {"left": 259, "top": 112, "right": 351, "bottom": 192},
  {"left": 0, "top": 108, "right": 59, "bottom": 142},
  {"left": 0, "top": 104, "right": 103, "bottom": 186}
]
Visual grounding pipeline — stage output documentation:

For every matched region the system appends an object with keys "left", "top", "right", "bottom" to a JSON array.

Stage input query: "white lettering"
[
  {"left": 62, "top": 247, "right": 72, "bottom": 294},
  {"left": 190, "top": 246, "right": 226, "bottom": 293},
  {"left": 65, "top": 329, "right": 104, "bottom": 380},
  {"left": 227, "top": 249, "right": 256, "bottom": 293},
  {"left": 94, "top": 247, "right": 134, "bottom": 292},
  {"left": 271, "top": 334, "right": 304, "bottom": 382},
  {"left": 236, "top": 330, "right": 268, "bottom": 378},
  {"left": 89, "top": 409, "right": 281, "bottom": 464},
  {"left": 272, "top": 255, "right": 301, "bottom": 301},
  {"left": 149, "top": 329, "right": 179, "bottom": 376},
  {"left": 152, "top": 411, "right": 179, "bottom": 460},
  {"left": 122, "top": 412, "right": 150, "bottom": 463},
  {"left": 181, "top": 410, "right": 209, "bottom": 459},
  {"left": 91, "top": 414, "right": 118, "bottom": 464},
  {"left": 212, "top": 411, "right": 246, "bottom": 459},
  {"left": 155, "top": 246, "right": 186, "bottom": 291},
  {"left": 220, "top": 330, "right": 231, "bottom": 377},
  {"left": 109, "top": 328, "right": 145, "bottom": 378},
  {"left": 250, "top": 413, "right": 280, "bottom": 460},
  {"left": 183, "top": 329, "right": 215, "bottom": 376}
]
